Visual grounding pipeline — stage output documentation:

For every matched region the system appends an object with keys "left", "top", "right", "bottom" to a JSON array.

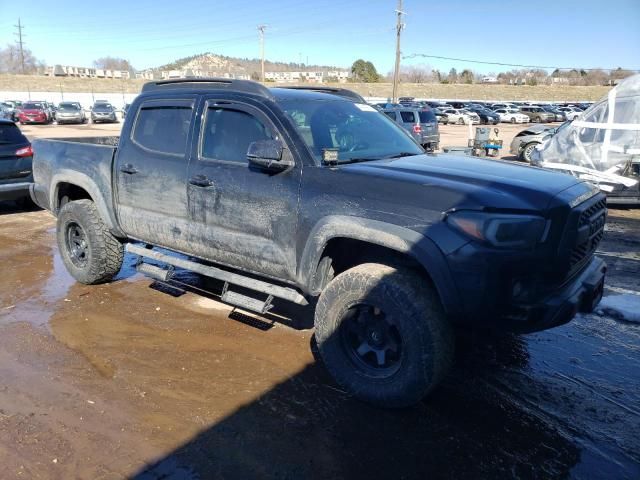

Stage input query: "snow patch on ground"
[{"left": 598, "top": 294, "right": 640, "bottom": 323}]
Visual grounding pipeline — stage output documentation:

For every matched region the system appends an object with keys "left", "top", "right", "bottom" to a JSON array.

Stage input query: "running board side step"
[{"left": 126, "top": 243, "right": 308, "bottom": 306}]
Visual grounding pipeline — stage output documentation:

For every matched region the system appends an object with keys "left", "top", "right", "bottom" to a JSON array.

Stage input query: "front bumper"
[
  {"left": 446, "top": 245, "right": 606, "bottom": 333},
  {"left": 20, "top": 116, "right": 47, "bottom": 124},
  {"left": 500, "top": 256, "right": 606, "bottom": 332},
  {"left": 57, "top": 116, "right": 83, "bottom": 124}
]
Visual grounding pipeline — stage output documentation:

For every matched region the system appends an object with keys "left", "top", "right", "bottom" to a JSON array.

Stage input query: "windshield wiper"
[
  {"left": 382, "top": 152, "right": 419, "bottom": 160},
  {"left": 332, "top": 157, "right": 378, "bottom": 165}
]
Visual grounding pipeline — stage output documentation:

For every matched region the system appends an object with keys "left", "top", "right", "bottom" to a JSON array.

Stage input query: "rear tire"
[
  {"left": 314, "top": 263, "right": 454, "bottom": 408},
  {"left": 56, "top": 199, "right": 124, "bottom": 284},
  {"left": 457, "top": 117, "right": 464, "bottom": 125},
  {"left": 510, "top": 117, "right": 516, "bottom": 124}
]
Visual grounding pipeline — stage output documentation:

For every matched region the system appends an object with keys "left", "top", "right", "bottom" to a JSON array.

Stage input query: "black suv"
[{"left": 0, "top": 119, "right": 33, "bottom": 204}]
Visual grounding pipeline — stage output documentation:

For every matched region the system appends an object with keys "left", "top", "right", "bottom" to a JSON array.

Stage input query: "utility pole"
[
  {"left": 258, "top": 25, "right": 267, "bottom": 82},
  {"left": 14, "top": 18, "right": 26, "bottom": 74},
  {"left": 392, "top": 0, "right": 405, "bottom": 103}
]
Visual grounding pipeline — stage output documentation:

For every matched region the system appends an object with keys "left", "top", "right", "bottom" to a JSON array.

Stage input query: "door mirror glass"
[{"left": 247, "top": 139, "right": 291, "bottom": 172}]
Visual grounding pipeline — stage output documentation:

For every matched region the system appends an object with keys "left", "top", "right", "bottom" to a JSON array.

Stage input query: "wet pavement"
[{"left": 0, "top": 201, "right": 639, "bottom": 480}]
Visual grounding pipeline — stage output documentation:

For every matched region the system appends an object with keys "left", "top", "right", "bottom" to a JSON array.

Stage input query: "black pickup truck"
[{"left": 30, "top": 79, "right": 607, "bottom": 407}]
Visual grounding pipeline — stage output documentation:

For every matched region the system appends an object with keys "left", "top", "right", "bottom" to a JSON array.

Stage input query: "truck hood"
[
  {"left": 343, "top": 153, "right": 586, "bottom": 212},
  {"left": 21, "top": 109, "right": 45, "bottom": 115}
]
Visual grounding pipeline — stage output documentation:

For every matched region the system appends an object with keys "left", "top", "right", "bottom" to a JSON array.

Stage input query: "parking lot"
[
  {"left": 17, "top": 119, "right": 551, "bottom": 160},
  {"left": 0, "top": 123, "right": 638, "bottom": 479}
]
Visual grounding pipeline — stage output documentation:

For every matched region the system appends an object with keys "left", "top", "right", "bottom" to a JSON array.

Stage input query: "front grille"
[{"left": 568, "top": 196, "right": 607, "bottom": 273}]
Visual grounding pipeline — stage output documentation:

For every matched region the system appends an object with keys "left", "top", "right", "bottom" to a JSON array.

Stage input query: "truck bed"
[{"left": 30, "top": 137, "right": 120, "bottom": 229}]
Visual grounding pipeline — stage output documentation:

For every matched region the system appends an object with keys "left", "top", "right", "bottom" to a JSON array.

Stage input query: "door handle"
[
  {"left": 120, "top": 164, "right": 138, "bottom": 174},
  {"left": 189, "top": 174, "right": 213, "bottom": 187}
]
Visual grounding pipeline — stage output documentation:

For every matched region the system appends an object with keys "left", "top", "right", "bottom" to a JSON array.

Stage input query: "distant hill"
[{"left": 152, "top": 52, "right": 345, "bottom": 78}]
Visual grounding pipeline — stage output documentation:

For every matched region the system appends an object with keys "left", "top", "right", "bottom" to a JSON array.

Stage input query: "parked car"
[
  {"left": 30, "top": 79, "right": 607, "bottom": 408},
  {"left": 557, "top": 106, "right": 582, "bottom": 121},
  {"left": 56, "top": 102, "right": 87, "bottom": 124},
  {"left": 490, "top": 103, "right": 518, "bottom": 111},
  {"left": 433, "top": 110, "right": 448, "bottom": 124},
  {"left": 509, "top": 124, "right": 561, "bottom": 162},
  {"left": 540, "top": 106, "right": 566, "bottom": 122},
  {"left": 17, "top": 101, "right": 51, "bottom": 124},
  {"left": 1, "top": 102, "right": 19, "bottom": 121},
  {"left": 441, "top": 108, "right": 479, "bottom": 125},
  {"left": 91, "top": 102, "right": 118, "bottom": 123},
  {"left": 382, "top": 107, "right": 440, "bottom": 151},
  {"left": 518, "top": 106, "right": 556, "bottom": 123},
  {"left": 0, "top": 105, "right": 12, "bottom": 120},
  {"left": 0, "top": 119, "right": 33, "bottom": 205},
  {"left": 466, "top": 107, "right": 500, "bottom": 125},
  {"left": 494, "top": 108, "right": 530, "bottom": 124},
  {"left": 445, "top": 101, "right": 467, "bottom": 109}
]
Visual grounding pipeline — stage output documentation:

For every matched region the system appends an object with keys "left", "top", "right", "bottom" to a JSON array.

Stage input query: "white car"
[
  {"left": 494, "top": 108, "right": 530, "bottom": 124},
  {"left": 490, "top": 103, "right": 519, "bottom": 111},
  {"left": 557, "top": 106, "right": 582, "bottom": 121},
  {"left": 441, "top": 108, "right": 479, "bottom": 125}
]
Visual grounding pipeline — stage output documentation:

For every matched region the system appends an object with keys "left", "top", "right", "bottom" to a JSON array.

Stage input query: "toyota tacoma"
[{"left": 30, "top": 79, "right": 607, "bottom": 407}]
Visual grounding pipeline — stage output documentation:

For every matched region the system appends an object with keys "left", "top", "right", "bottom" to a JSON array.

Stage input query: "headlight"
[{"left": 445, "top": 211, "right": 548, "bottom": 248}]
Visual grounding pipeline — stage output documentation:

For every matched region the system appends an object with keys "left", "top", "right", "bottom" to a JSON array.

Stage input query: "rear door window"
[
  {"left": 0, "top": 123, "right": 28, "bottom": 144},
  {"left": 132, "top": 101, "right": 193, "bottom": 156}
]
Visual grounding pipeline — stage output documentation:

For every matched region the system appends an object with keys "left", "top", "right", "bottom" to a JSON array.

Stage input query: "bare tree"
[
  {"left": 93, "top": 56, "right": 134, "bottom": 71},
  {"left": 0, "top": 43, "right": 43, "bottom": 74},
  {"left": 399, "top": 64, "right": 434, "bottom": 83}
]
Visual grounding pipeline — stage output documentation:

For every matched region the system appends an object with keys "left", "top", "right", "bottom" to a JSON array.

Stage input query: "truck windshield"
[{"left": 280, "top": 100, "right": 423, "bottom": 163}]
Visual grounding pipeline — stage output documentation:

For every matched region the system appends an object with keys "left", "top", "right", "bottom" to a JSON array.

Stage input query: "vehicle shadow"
[
  {"left": 130, "top": 263, "right": 580, "bottom": 480},
  {"left": 131, "top": 330, "right": 579, "bottom": 480}
]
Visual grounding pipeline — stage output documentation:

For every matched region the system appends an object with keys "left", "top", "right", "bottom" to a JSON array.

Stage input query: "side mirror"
[{"left": 247, "top": 139, "right": 291, "bottom": 172}]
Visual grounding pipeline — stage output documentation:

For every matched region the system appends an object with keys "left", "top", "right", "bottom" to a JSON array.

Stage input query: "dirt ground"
[
  {"left": 1, "top": 125, "right": 639, "bottom": 479},
  {"left": 1, "top": 74, "right": 612, "bottom": 100}
]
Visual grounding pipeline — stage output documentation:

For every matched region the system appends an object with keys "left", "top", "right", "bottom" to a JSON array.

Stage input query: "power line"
[
  {"left": 13, "top": 18, "right": 26, "bottom": 74},
  {"left": 402, "top": 53, "right": 640, "bottom": 72}
]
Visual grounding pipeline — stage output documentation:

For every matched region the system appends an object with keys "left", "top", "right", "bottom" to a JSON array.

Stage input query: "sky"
[{"left": 0, "top": 0, "right": 639, "bottom": 74}]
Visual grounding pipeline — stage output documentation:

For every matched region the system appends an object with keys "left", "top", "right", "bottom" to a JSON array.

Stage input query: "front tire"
[
  {"left": 314, "top": 263, "right": 454, "bottom": 408},
  {"left": 521, "top": 142, "right": 539, "bottom": 162},
  {"left": 56, "top": 199, "right": 124, "bottom": 284}
]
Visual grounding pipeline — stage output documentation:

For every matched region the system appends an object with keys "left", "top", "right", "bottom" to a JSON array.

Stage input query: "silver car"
[
  {"left": 509, "top": 124, "right": 560, "bottom": 162},
  {"left": 518, "top": 106, "right": 556, "bottom": 123},
  {"left": 56, "top": 102, "right": 87, "bottom": 124}
]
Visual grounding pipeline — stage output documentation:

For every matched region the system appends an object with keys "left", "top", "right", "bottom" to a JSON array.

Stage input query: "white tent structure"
[{"left": 533, "top": 74, "right": 640, "bottom": 203}]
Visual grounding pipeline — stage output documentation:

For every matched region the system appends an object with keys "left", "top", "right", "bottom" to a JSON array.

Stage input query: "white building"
[
  {"left": 264, "top": 70, "right": 350, "bottom": 83},
  {"left": 46, "top": 65, "right": 133, "bottom": 80}
]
